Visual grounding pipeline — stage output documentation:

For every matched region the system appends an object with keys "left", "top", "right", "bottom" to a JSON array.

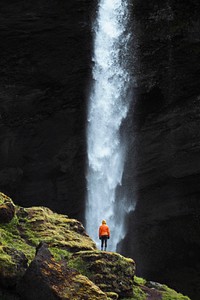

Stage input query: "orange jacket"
[{"left": 99, "top": 224, "right": 110, "bottom": 238}]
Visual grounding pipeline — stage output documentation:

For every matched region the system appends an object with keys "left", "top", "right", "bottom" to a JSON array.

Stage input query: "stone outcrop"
[
  {"left": 70, "top": 251, "right": 135, "bottom": 298},
  {"left": 0, "top": 193, "right": 190, "bottom": 300},
  {"left": 18, "top": 243, "right": 107, "bottom": 300}
]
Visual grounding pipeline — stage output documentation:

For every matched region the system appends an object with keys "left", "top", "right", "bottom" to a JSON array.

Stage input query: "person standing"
[{"left": 99, "top": 220, "right": 110, "bottom": 251}]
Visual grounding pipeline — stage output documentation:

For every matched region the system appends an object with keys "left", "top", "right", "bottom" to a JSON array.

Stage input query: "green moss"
[
  {"left": 0, "top": 246, "right": 15, "bottom": 269},
  {"left": 1, "top": 214, "right": 19, "bottom": 235},
  {"left": 15, "top": 206, "right": 95, "bottom": 251},
  {"left": 0, "top": 202, "right": 96, "bottom": 283},
  {"left": 49, "top": 247, "right": 71, "bottom": 261},
  {"left": 0, "top": 203, "right": 94, "bottom": 271},
  {"left": 68, "top": 256, "right": 91, "bottom": 278},
  {"left": 161, "top": 285, "right": 191, "bottom": 300},
  {"left": 132, "top": 285, "right": 146, "bottom": 300},
  {"left": 0, "top": 193, "right": 192, "bottom": 300},
  {"left": 120, "top": 285, "right": 146, "bottom": 300},
  {"left": 0, "top": 215, "right": 35, "bottom": 263},
  {"left": 16, "top": 207, "right": 69, "bottom": 246},
  {"left": 118, "top": 276, "right": 146, "bottom": 300},
  {"left": 122, "top": 279, "right": 191, "bottom": 300},
  {"left": 134, "top": 276, "right": 146, "bottom": 286}
]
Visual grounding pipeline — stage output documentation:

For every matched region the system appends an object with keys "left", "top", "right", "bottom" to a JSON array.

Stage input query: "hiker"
[{"left": 99, "top": 219, "right": 110, "bottom": 251}]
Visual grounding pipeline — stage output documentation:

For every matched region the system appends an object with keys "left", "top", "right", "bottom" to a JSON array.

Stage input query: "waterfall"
[{"left": 86, "top": 0, "right": 133, "bottom": 251}]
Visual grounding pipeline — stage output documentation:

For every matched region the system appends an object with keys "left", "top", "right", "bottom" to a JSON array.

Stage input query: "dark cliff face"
[
  {"left": 122, "top": 0, "right": 200, "bottom": 299},
  {"left": 0, "top": 0, "right": 94, "bottom": 220}
]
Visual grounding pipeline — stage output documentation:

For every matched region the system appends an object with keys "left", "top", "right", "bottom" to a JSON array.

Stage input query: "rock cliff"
[
  {"left": 122, "top": 1, "right": 200, "bottom": 300},
  {"left": 0, "top": 0, "right": 95, "bottom": 221},
  {"left": 0, "top": 193, "right": 190, "bottom": 300}
]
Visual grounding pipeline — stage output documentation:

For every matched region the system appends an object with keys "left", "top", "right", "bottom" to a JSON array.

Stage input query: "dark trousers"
[{"left": 100, "top": 236, "right": 108, "bottom": 250}]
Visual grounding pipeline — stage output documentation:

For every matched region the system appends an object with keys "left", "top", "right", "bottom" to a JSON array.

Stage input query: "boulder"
[
  {"left": 70, "top": 250, "right": 136, "bottom": 298},
  {"left": 17, "top": 243, "right": 107, "bottom": 300}
]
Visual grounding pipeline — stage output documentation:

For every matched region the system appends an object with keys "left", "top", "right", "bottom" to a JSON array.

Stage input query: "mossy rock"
[
  {"left": 127, "top": 277, "right": 191, "bottom": 300},
  {"left": 0, "top": 193, "right": 192, "bottom": 300},
  {"left": 17, "top": 243, "right": 108, "bottom": 300},
  {"left": 0, "top": 194, "right": 96, "bottom": 289},
  {"left": 16, "top": 205, "right": 96, "bottom": 252},
  {"left": 0, "top": 246, "right": 28, "bottom": 288},
  {"left": 69, "top": 250, "right": 135, "bottom": 298},
  {"left": 159, "top": 283, "right": 191, "bottom": 300},
  {"left": 0, "top": 193, "right": 15, "bottom": 224}
]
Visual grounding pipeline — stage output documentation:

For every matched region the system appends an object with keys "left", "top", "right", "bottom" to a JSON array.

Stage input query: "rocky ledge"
[{"left": 0, "top": 192, "right": 190, "bottom": 299}]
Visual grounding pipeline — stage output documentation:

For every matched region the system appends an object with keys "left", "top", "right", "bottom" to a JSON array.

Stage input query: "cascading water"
[{"left": 86, "top": 0, "right": 133, "bottom": 251}]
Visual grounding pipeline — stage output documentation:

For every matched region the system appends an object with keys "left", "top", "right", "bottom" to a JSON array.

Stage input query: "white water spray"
[{"left": 86, "top": 0, "right": 133, "bottom": 251}]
